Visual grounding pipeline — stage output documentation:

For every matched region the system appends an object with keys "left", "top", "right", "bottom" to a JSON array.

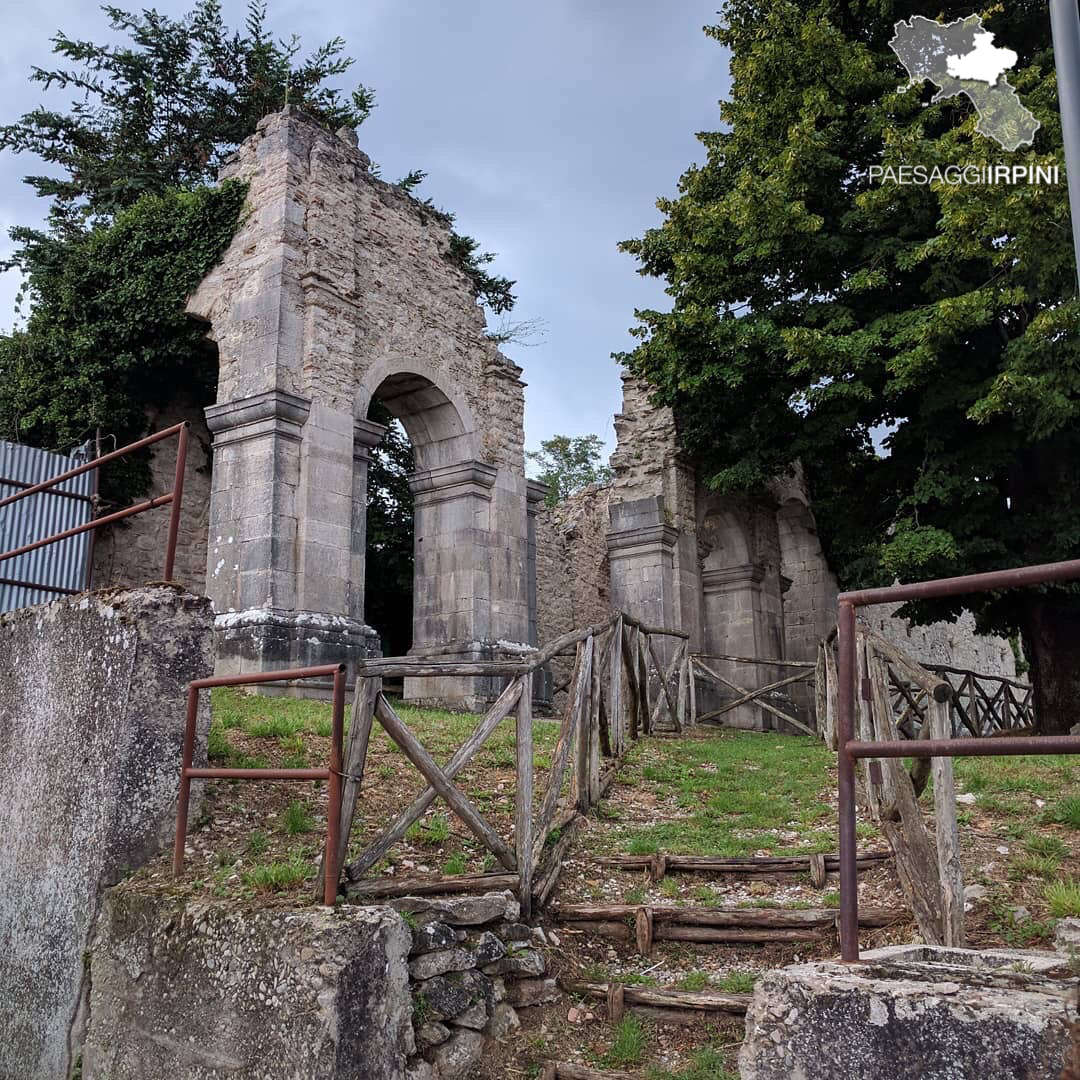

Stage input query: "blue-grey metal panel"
[{"left": 0, "top": 440, "right": 95, "bottom": 613}]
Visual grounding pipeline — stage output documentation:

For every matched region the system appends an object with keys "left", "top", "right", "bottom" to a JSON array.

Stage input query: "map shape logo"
[{"left": 890, "top": 15, "right": 1040, "bottom": 151}]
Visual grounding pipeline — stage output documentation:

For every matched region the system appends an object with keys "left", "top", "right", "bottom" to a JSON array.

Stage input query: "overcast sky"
[{"left": 0, "top": 1, "right": 730, "bottom": 460}]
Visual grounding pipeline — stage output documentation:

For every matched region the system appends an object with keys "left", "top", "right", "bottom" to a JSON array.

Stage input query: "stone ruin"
[{"left": 82, "top": 105, "right": 1015, "bottom": 716}]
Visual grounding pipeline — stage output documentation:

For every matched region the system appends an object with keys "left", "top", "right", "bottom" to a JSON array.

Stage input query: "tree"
[
  {"left": 0, "top": 1, "right": 514, "bottom": 488},
  {"left": 619, "top": 1, "right": 1079, "bottom": 734},
  {"left": 527, "top": 434, "right": 613, "bottom": 507},
  {"left": 364, "top": 402, "right": 415, "bottom": 658}
]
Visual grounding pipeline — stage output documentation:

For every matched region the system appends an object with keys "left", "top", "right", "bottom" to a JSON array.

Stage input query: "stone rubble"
[{"left": 399, "top": 890, "right": 548, "bottom": 1079}]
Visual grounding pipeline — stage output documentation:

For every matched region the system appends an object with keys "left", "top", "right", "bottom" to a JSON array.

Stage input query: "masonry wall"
[
  {"left": 534, "top": 483, "right": 613, "bottom": 696},
  {"left": 90, "top": 395, "right": 214, "bottom": 596},
  {"left": 0, "top": 586, "right": 213, "bottom": 1079}
]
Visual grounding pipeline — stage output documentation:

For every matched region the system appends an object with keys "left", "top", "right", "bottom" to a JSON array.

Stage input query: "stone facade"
[
  {"left": 0, "top": 585, "right": 213, "bottom": 1080},
  {"left": 535, "top": 372, "right": 1017, "bottom": 729},
  {"left": 185, "top": 107, "right": 534, "bottom": 706}
]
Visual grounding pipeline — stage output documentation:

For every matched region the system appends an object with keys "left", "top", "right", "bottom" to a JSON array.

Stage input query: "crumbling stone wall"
[
  {"left": 90, "top": 394, "right": 213, "bottom": 596},
  {"left": 187, "top": 107, "right": 533, "bottom": 706},
  {"left": 533, "top": 372, "right": 1018, "bottom": 728},
  {"left": 83, "top": 888, "right": 556, "bottom": 1080},
  {"left": 535, "top": 483, "right": 613, "bottom": 694},
  {"left": 0, "top": 585, "right": 213, "bottom": 1080}
]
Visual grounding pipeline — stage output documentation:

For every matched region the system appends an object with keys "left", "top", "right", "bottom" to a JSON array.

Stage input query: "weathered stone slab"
[
  {"left": 0, "top": 586, "right": 213, "bottom": 1080},
  {"left": 83, "top": 891, "right": 412, "bottom": 1080},
  {"left": 739, "top": 945, "right": 1074, "bottom": 1080},
  {"left": 390, "top": 890, "right": 519, "bottom": 926}
]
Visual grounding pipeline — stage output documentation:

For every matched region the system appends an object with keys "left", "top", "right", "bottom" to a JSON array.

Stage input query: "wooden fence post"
[
  {"left": 573, "top": 635, "right": 596, "bottom": 812},
  {"left": 610, "top": 616, "right": 624, "bottom": 756},
  {"left": 516, "top": 673, "right": 534, "bottom": 919},
  {"left": 930, "top": 695, "right": 964, "bottom": 946}
]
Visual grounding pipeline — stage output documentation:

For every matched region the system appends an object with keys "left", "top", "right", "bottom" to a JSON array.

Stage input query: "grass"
[
  {"left": 601, "top": 1016, "right": 646, "bottom": 1069},
  {"left": 1045, "top": 877, "right": 1080, "bottom": 918},
  {"left": 716, "top": 971, "right": 757, "bottom": 994},
  {"left": 677, "top": 971, "right": 710, "bottom": 992},
  {"left": 647, "top": 1043, "right": 737, "bottom": 1080},
  {"left": 443, "top": 852, "right": 468, "bottom": 876},
  {"left": 1045, "top": 795, "right": 1080, "bottom": 829},
  {"left": 609, "top": 729, "right": 833, "bottom": 857},
  {"left": 242, "top": 851, "right": 312, "bottom": 892},
  {"left": 283, "top": 799, "right": 315, "bottom": 835},
  {"left": 1025, "top": 834, "right": 1069, "bottom": 860}
]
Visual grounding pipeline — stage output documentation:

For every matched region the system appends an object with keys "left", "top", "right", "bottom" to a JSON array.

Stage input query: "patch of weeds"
[
  {"left": 207, "top": 725, "right": 231, "bottom": 762},
  {"left": 412, "top": 991, "right": 431, "bottom": 1024},
  {"left": 480, "top": 853, "right": 496, "bottom": 873},
  {"left": 855, "top": 822, "right": 879, "bottom": 840},
  {"left": 821, "top": 890, "right": 840, "bottom": 909},
  {"left": 693, "top": 885, "right": 721, "bottom": 905},
  {"left": 989, "top": 902, "right": 1055, "bottom": 947},
  {"left": 660, "top": 876, "right": 680, "bottom": 899},
  {"left": 618, "top": 973, "right": 658, "bottom": 986},
  {"left": 678, "top": 971, "right": 710, "bottom": 992},
  {"left": 243, "top": 851, "right": 311, "bottom": 892},
  {"left": 1045, "top": 796, "right": 1080, "bottom": 829},
  {"left": 400, "top": 910, "right": 419, "bottom": 931},
  {"left": 716, "top": 970, "right": 757, "bottom": 994},
  {"left": 1009, "top": 854, "right": 1061, "bottom": 881},
  {"left": 408, "top": 814, "right": 452, "bottom": 845},
  {"left": 737, "top": 898, "right": 779, "bottom": 910},
  {"left": 283, "top": 799, "right": 315, "bottom": 835},
  {"left": 377, "top": 764, "right": 395, "bottom": 781},
  {"left": 625, "top": 886, "right": 646, "bottom": 905},
  {"left": 247, "top": 713, "right": 306, "bottom": 739},
  {"left": 1044, "top": 877, "right": 1080, "bottom": 918},
  {"left": 443, "top": 852, "right": 467, "bottom": 876},
  {"left": 601, "top": 1015, "right": 645, "bottom": 1069},
  {"left": 648, "top": 1042, "right": 737, "bottom": 1079},
  {"left": 247, "top": 830, "right": 269, "bottom": 857},
  {"left": 1026, "top": 835, "right": 1069, "bottom": 860}
]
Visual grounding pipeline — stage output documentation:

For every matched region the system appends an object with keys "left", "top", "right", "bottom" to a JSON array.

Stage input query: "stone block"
[
  {"left": 390, "top": 891, "right": 519, "bottom": 927},
  {"left": 429, "top": 1030, "right": 484, "bottom": 1080},
  {"left": 0, "top": 587, "right": 213, "bottom": 1080},
  {"left": 739, "top": 945, "right": 1073, "bottom": 1080},
  {"left": 408, "top": 948, "right": 476, "bottom": 981},
  {"left": 83, "top": 892, "right": 411, "bottom": 1080}
]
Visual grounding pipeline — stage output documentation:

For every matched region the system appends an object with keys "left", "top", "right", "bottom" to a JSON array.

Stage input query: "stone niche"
[{"left": 187, "top": 107, "right": 535, "bottom": 707}]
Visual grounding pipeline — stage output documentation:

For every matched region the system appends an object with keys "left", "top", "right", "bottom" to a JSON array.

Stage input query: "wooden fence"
[
  {"left": 690, "top": 653, "right": 817, "bottom": 735},
  {"left": 332, "top": 612, "right": 690, "bottom": 915},
  {"left": 817, "top": 625, "right": 964, "bottom": 947}
]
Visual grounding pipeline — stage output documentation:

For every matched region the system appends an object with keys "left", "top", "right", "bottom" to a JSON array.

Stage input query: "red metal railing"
[
  {"left": 0, "top": 422, "right": 190, "bottom": 589},
  {"left": 836, "top": 557, "right": 1080, "bottom": 961},
  {"left": 172, "top": 664, "right": 348, "bottom": 907}
]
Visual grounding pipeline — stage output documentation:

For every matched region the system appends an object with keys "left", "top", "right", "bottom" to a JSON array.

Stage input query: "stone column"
[
  {"left": 205, "top": 390, "right": 378, "bottom": 683},
  {"left": 405, "top": 461, "right": 501, "bottom": 709}
]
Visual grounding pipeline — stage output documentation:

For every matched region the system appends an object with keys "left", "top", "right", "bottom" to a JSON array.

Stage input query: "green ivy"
[{"left": 0, "top": 180, "right": 247, "bottom": 501}]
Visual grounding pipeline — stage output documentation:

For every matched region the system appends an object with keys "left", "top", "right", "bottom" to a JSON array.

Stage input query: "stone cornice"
[
  {"left": 409, "top": 461, "right": 498, "bottom": 505},
  {"left": 702, "top": 562, "right": 767, "bottom": 592},
  {"left": 205, "top": 389, "right": 311, "bottom": 445},
  {"left": 605, "top": 523, "right": 679, "bottom": 557}
]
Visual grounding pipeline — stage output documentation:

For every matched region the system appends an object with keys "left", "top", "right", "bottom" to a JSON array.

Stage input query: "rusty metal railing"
[
  {"left": 836, "top": 558, "right": 1080, "bottom": 961},
  {"left": 173, "top": 664, "right": 348, "bottom": 907},
  {"left": 0, "top": 422, "right": 190, "bottom": 590}
]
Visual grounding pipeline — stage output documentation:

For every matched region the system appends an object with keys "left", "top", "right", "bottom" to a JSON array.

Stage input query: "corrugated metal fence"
[{"left": 0, "top": 440, "right": 95, "bottom": 613}]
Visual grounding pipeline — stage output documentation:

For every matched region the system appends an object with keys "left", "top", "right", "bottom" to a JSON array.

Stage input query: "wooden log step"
[
  {"left": 550, "top": 903, "right": 905, "bottom": 929},
  {"left": 560, "top": 979, "right": 751, "bottom": 1016},
  {"left": 542, "top": 1065, "right": 636, "bottom": 1080},
  {"left": 345, "top": 871, "right": 517, "bottom": 899},
  {"left": 595, "top": 851, "right": 890, "bottom": 876}
]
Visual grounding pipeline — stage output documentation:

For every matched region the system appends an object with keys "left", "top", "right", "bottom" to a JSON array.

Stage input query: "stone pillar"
[
  {"left": 206, "top": 390, "right": 378, "bottom": 683},
  {"left": 607, "top": 495, "right": 681, "bottom": 636},
  {"left": 405, "top": 461, "right": 498, "bottom": 708},
  {"left": 701, "top": 562, "right": 786, "bottom": 730},
  {"left": 525, "top": 480, "right": 548, "bottom": 647}
]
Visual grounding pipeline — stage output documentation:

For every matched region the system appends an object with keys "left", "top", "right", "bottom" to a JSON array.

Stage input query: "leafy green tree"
[
  {"left": 364, "top": 402, "right": 415, "bottom": 658},
  {"left": 620, "top": 1, "right": 1079, "bottom": 733},
  {"left": 527, "top": 434, "right": 613, "bottom": 507},
  {"left": 0, "top": 1, "right": 514, "bottom": 490}
]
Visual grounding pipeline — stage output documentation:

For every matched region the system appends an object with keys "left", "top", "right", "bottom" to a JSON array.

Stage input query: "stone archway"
[{"left": 187, "top": 108, "right": 539, "bottom": 706}]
